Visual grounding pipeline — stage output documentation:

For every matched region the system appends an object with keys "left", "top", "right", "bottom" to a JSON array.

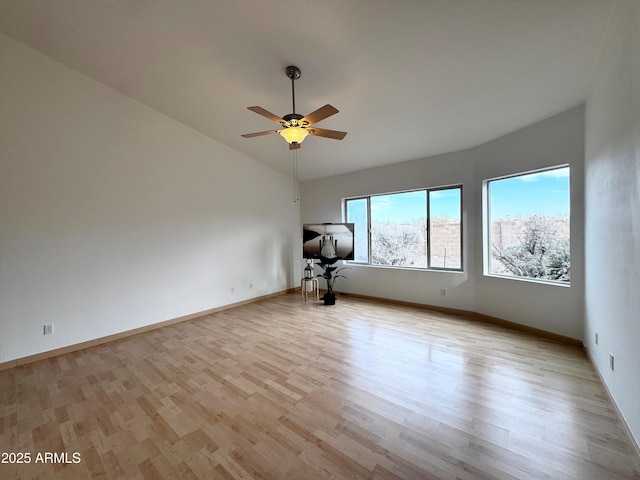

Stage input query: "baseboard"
[
  {"left": 0, "top": 288, "right": 295, "bottom": 372},
  {"left": 473, "top": 312, "right": 582, "bottom": 347},
  {"left": 336, "top": 291, "right": 474, "bottom": 318},
  {"left": 337, "top": 291, "right": 582, "bottom": 347},
  {"left": 583, "top": 346, "right": 640, "bottom": 460}
]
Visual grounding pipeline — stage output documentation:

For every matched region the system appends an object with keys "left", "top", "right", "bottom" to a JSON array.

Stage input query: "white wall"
[
  {"left": 0, "top": 35, "right": 300, "bottom": 363},
  {"left": 301, "top": 106, "right": 585, "bottom": 340},
  {"left": 584, "top": 0, "right": 640, "bottom": 447}
]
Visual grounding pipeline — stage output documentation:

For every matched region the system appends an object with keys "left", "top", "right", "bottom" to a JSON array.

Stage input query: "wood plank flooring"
[{"left": 1, "top": 293, "right": 639, "bottom": 479}]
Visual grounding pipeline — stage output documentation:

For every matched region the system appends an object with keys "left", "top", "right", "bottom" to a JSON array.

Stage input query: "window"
[
  {"left": 345, "top": 186, "right": 462, "bottom": 270},
  {"left": 346, "top": 198, "right": 369, "bottom": 263},
  {"left": 429, "top": 188, "right": 462, "bottom": 269},
  {"left": 484, "top": 166, "right": 570, "bottom": 284}
]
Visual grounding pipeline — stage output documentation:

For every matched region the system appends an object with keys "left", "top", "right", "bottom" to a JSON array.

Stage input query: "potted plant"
[{"left": 316, "top": 256, "right": 349, "bottom": 305}]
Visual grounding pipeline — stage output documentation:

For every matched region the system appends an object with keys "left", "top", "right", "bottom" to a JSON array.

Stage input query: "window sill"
[
  {"left": 484, "top": 273, "right": 570, "bottom": 287},
  {"left": 344, "top": 262, "right": 464, "bottom": 274}
]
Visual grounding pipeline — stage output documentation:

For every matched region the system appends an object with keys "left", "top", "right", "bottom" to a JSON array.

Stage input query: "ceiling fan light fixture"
[{"left": 280, "top": 126, "right": 309, "bottom": 145}]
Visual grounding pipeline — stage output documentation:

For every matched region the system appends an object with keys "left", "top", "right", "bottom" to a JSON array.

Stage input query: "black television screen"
[{"left": 303, "top": 223, "right": 355, "bottom": 260}]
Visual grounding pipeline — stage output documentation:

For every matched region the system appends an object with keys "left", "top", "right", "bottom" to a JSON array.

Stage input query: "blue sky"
[
  {"left": 370, "top": 189, "right": 461, "bottom": 222},
  {"left": 489, "top": 167, "right": 570, "bottom": 219},
  {"left": 371, "top": 191, "right": 426, "bottom": 223},
  {"left": 348, "top": 167, "right": 569, "bottom": 224}
]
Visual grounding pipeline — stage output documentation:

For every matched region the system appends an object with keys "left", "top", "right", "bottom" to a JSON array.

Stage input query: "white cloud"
[{"left": 519, "top": 167, "right": 570, "bottom": 182}]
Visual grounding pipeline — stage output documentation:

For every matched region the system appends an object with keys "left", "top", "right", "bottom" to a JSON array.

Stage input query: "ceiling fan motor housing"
[{"left": 282, "top": 113, "right": 307, "bottom": 127}]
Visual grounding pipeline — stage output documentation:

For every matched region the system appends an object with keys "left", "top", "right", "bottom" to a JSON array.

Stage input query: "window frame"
[
  {"left": 344, "top": 184, "right": 463, "bottom": 272},
  {"left": 482, "top": 165, "right": 570, "bottom": 286}
]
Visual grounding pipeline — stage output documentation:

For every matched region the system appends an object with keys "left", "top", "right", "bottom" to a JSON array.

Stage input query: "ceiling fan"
[{"left": 241, "top": 65, "right": 347, "bottom": 150}]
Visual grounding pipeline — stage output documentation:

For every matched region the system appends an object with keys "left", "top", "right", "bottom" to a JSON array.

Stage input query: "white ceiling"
[{"left": 0, "top": 0, "right": 613, "bottom": 181}]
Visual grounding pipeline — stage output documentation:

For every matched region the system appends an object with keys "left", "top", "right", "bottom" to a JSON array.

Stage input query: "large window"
[
  {"left": 345, "top": 186, "right": 462, "bottom": 270},
  {"left": 484, "top": 166, "right": 570, "bottom": 284}
]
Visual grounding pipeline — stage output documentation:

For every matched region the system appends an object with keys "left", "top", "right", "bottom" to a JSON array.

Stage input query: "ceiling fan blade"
[
  {"left": 241, "top": 129, "right": 279, "bottom": 138},
  {"left": 308, "top": 128, "right": 347, "bottom": 140},
  {"left": 247, "top": 106, "right": 285, "bottom": 124},
  {"left": 289, "top": 143, "right": 301, "bottom": 150},
  {"left": 301, "top": 104, "right": 339, "bottom": 126}
]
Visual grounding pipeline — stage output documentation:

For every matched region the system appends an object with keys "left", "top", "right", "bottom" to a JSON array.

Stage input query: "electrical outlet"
[
  {"left": 440, "top": 288, "right": 447, "bottom": 296},
  {"left": 249, "top": 283, "right": 253, "bottom": 290},
  {"left": 43, "top": 324, "right": 54, "bottom": 335},
  {"left": 595, "top": 332, "right": 598, "bottom": 345},
  {"left": 609, "top": 354, "right": 615, "bottom": 371},
  {"left": 231, "top": 286, "right": 235, "bottom": 294}
]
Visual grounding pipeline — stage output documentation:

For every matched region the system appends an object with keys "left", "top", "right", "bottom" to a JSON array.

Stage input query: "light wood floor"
[{"left": 1, "top": 293, "right": 639, "bottom": 479}]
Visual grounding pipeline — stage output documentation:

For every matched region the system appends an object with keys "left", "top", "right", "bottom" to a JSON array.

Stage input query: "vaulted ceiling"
[{"left": 0, "top": 0, "right": 613, "bottom": 181}]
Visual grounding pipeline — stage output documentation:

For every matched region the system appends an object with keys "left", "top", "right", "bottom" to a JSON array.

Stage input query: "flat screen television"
[{"left": 303, "top": 223, "right": 355, "bottom": 260}]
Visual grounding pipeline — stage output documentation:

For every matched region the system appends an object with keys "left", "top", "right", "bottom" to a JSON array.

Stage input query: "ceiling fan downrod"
[{"left": 285, "top": 65, "right": 301, "bottom": 115}]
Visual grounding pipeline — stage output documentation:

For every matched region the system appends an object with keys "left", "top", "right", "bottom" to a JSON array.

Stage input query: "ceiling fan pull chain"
[{"left": 293, "top": 149, "right": 299, "bottom": 203}]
